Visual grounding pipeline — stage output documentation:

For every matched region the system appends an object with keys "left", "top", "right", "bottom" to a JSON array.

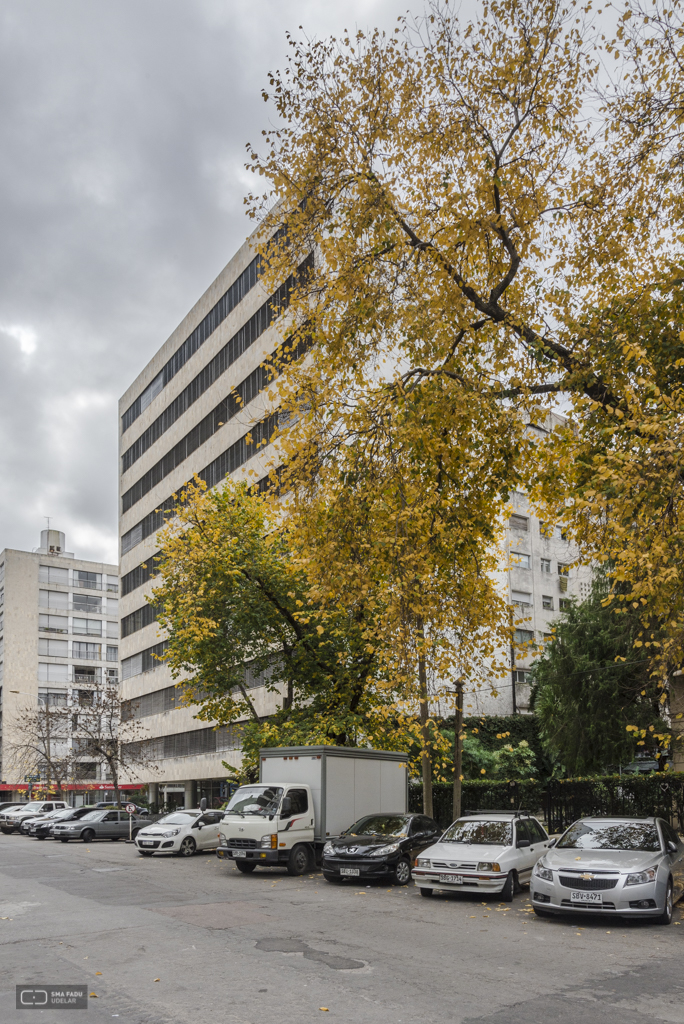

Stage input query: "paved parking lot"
[{"left": 1, "top": 833, "right": 683, "bottom": 1024}]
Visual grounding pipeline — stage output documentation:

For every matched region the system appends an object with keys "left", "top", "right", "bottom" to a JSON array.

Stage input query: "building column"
[
  {"left": 184, "top": 780, "right": 196, "bottom": 810},
  {"left": 148, "top": 783, "right": 158, "bottom": 809}
]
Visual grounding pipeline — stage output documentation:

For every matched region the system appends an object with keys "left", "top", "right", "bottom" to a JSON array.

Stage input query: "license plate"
[
  {"left": 139, "top": 840, "right": 154, "bottom": 846},
  {"left": 340, "top": 867, "right": 360, "bottom": 877},
  {"left": 571, "top": 891, "right": 602, "bottom": 904},
  {"left": 439, "top": 874, "right": 463, "bottom": 884},
  {"left": 233, "top": 850, "right": 247, "bottom": 858}
]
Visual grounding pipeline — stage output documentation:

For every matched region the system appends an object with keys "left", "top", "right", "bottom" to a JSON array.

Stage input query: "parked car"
[
  {"left": 412, "top": 811, "right": 554, "bottom": 900},
  {"left": 322, "top": 813, "right": 442, "bottom": 886},
  {"left": 19, "top": 807, "right": 71, "bottom": 834},
  {"left": 51, "top": 809, "right": 145, "bottom": 843},
  {"left": 0, "top": 802, "right": 26, "bottom": 813},
  {"left": 531, "top": 816, "right": 684, "bottom": 924},
  {"left": 0, "top": 800, "right": 68, "bottom": 834},
  {"left": 95, "top": 801, "right": 148, "bottom": 814},
  {"left": 28, "top": 806, "right": 100, "bottom": 839},
  {"left": 135, "top": 809, "right": 225, "bottom": 857}
]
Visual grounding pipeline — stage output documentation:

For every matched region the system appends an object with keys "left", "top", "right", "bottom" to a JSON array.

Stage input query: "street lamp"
[{"left": 9, "top": 690, "right": 50, "bottom": 797}]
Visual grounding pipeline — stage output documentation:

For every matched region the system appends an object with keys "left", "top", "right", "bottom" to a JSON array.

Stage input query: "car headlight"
[
  {"left": 161, "top": 829, "right": 181, "bottom": 838},
  {"left": 417, "top": 857, "right": 431, "bottom": 868},
  {"left": 323, "top": 841, "right": 334, "bottom": 856},
  {"left": 369, "top": 842, "right": 401, "bottom": 857},
  {"left": 219, "top": 835, "right": 228, "bottom": 846},
  {"left": 261, "top": 834, "right": 277, "bottom": 849},
  {"left": 625, "top": 867, "right": 657, "bottom": 886},
  {"left": 533, "top": 861, "right": 553, "bottom": 881},
  {"left": 477, "top": 862, "right": 501, "bottom": 872}
]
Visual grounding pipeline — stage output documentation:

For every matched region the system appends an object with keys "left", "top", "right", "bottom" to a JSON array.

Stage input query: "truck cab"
[{"left": 217, "top": 782, "right": 315, "bottom": 875}]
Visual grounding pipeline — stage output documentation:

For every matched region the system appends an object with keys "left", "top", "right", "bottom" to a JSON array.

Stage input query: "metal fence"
[{"left": 409, "top": 774, "right": 684, "bottom": 832}]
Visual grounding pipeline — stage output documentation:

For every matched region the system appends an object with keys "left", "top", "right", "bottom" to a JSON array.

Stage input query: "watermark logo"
[{"left": 16, "top": 985, "right": 88, "bottom": 1010}]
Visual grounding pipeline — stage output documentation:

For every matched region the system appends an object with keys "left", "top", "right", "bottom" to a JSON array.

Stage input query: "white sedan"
[
  {"left": 135, "top": 809, "right": 225, "bottom": 857},
  {"left": 412, "top": 812, "right": 554, "bottom": 900}
]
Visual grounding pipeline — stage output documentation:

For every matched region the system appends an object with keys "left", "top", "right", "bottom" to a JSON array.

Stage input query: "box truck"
[{"left": 216, "top": 745, "right": 409, "bottom": 876}]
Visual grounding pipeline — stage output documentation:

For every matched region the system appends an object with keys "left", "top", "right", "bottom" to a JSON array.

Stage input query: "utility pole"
[{"left": 416, "top": 617, "right": 433, "bottom": 819}]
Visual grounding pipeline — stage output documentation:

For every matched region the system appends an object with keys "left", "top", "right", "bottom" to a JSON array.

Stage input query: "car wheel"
[
  {"left": 36, "top": 835, "right": 46, "bottom": 841},
  {"left": 236, "top": 860, "right": 257, "bottom": 873},
  {"left": 81, "top": 829, "right": 95, "bottom": 844},
  {"left": 138, "top": 851, "right": 153, "bottom": 857},
  {"left": 286, "top": 844, "right": 310, "bottom": 876},
  {"left": 500, "top": 871, "right": 516, "bottom": 902},
  {"left": 131, "top": 829, "right": 140, "bottom": 840},
  {"left": 419, "top": 887, "right": 434, "bottom": 898},
  {"left": 1, "top": 827, "right": 14, "bottom": 835},
  {"left": 178, "top": 836, "right": 196, "bottom": 857},
  {"left": 533, "top": 906, "right": 553, "bottom": 918},
  {"left": 392, "top": 857, "right": 412, "bottom": 886},
  {"left": 657, "top": 878, "right": 674, "bottom": 925},
  {"left": 110, "top": 837, "right": 120, "bottom": 842}
]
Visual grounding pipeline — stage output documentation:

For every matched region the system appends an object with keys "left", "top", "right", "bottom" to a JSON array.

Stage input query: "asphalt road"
[{"left": 1, "top": 834, "right": 683, "bottom": 1024}]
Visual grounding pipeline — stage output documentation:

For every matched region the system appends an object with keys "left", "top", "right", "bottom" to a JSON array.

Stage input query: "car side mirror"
[
  {"left": 547, "top": 838, "right": 557, "bottom": 848},
  {"left": 667, "top": 839, "right": 678, "bottom": 854},
  {"left": 517, "top": 838, "right": 531, "bottom": 848},
  {"left": 280, "top": 797, "right": 292, "bottom": 817}
]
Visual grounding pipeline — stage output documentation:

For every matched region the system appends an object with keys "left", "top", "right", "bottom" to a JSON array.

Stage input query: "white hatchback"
[
  {"left": 135, "top": 809, "right": 225, "bottom": 857},
  {"left": 412, "top": 812, "right": 554, "bottom": 900}
]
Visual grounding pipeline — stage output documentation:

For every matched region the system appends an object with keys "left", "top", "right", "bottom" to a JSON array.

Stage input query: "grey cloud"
[{"left": 0, "top": 0, "right": 402, "bottom": 563}]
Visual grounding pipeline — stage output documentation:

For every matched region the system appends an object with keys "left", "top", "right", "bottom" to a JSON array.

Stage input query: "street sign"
[
  {"left": 125, "top": 803, "right": 136, "bottom": 814},
  {"left": 24, "top": 775, "right": 40, "bottom": 783}
]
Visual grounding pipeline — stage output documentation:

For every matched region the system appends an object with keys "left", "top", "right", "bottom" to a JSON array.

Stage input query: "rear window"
[
  {"left": 557, "top": 821, "right": 661, "bottom": 852},
  {"left": 441, "top": 819, "right": 513, "bottom": 845}
]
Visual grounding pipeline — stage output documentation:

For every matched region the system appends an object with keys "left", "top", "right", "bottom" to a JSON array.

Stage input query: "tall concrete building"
[
  {"left": 0, "top": 530, "right": 120, "bottom": 801},
  {"left": 118, "top": 225, "right": 290, "bottom": 810}
]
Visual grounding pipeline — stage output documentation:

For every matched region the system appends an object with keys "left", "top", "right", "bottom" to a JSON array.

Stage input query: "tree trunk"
[
  {"left": 453, "top": 680, "right": 464, "bottom": 821},
  {"left": 112, "top": 763, "right": 121, "bottom": 808},
  {"left": 417, "top": 620, "right": 433, "bottom": 819}
]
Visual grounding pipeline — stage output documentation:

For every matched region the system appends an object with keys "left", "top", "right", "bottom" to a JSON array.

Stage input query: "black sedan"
[{"left": 322, "top": 813, "right": 442, "bottom": 885}]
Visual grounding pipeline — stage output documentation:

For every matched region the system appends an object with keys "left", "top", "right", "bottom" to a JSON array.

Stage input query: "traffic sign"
[{"left": 125, "top": 803, "right": 136, "bottom": 814}]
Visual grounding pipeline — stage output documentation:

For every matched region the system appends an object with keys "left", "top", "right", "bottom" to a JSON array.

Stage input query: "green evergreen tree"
[{"left": 532, "top": 576, "right": 667, "bottom": 775}]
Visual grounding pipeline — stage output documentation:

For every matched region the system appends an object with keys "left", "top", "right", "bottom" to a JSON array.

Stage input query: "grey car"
[
  {"left": 531, "top": 816, "right": 684, "bottom": 924},
  {"left": 51, "top": 809, "right": 144, "bottom": 843}
]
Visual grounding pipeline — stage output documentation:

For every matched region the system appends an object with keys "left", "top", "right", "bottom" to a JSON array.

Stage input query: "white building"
[
  {"left": 118, "top": 224, "right": 290, "bottom": 810},
  {"left": 0, "top": 529, "right": 120, "bottom": 801}
]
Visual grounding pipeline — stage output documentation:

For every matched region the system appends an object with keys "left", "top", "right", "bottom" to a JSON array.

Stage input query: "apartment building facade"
[
  {"left": 0, "top": 529, "right": 120, "bottom": 801},
  {"left": 118, "top": 225, "right": 290, "bottom": 810}
]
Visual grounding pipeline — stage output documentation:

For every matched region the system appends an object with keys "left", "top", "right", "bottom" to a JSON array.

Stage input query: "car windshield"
[
  {"left": 16, "top": 803, "right": 44, "bottom": 812},
  {"left": 225, "top": 786, "right": 284, "bottom": 816},
  {"left": 441, "top": 819, "right": 513, "bottom": 845},
  {"left": 557, "top": 821, "right": 661, "bottom": 852},
  {"left": 157, "top": 812, "right": 198, "bottom": 825},
  {"left": 80, "top": 811, "right": 104, "bottom": 821},
  {"left": 344, "top": 816, "right": 411, "bottom": 837}
]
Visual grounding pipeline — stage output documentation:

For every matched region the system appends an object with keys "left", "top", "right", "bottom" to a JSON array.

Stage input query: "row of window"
[
  {"left": 120, "top": 412, "right": 278, "bottom": 556},
  {"left": 39, "top": 663, "right": 118, "bottom": 683},
  {"left": 122, "top": 254, "right": 262, "bottom": 434},
  {"left": 121, "top": 640, "right": 169, "bottom": 680},
  {"left": 509, "top": 514, "right": 567, "bottom": 539},
  {"left": 511, "top": 589, "right": 572, "bottom": 611},
  {"left": 122, "top": 254, "right": 310, "bottom": 474},
  {"left": 39, "top": 614, "right": 118, "bottom": 638},
  {"left": 512, "top": 554, "right": 569, "bottom": 574},
  {"left": 123, "top": 723, "right": 243, "bottom": 761},
  {"left": 122, "top": 332, "right": 310, "bottom": 514},
  {"left": 38, "top": 565, "right": 118, "bottom": 592},
  {"left": 121, "top": 602, "right": 158, "bottom": 639},
  {"left": 38, "top": 638, "right": 118, "bottom": 661},
  {"left": 39, "top": 590, "right": 118, "bottom": 614}
]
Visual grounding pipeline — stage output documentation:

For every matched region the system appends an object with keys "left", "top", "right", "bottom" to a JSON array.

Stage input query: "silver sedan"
[{"left": 531, "top": 816, "right": 684, "bottom": 924}]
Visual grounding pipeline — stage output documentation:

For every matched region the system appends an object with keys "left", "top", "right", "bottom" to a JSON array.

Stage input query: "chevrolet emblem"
[{"left": 580, "top": 873, "right": 594, "bottom": 881}]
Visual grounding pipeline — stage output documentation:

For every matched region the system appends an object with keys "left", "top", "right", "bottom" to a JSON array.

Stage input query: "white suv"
[
  {"left": 0, "top": 801, "right": 67, "bottom": 834},
  {"left": 412, "top": 812, "right": 554, "bottom": 900}
]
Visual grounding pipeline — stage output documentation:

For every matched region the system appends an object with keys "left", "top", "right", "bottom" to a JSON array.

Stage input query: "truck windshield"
[{"left": 225, "top": 786, "right": 284, "bottom": 816}]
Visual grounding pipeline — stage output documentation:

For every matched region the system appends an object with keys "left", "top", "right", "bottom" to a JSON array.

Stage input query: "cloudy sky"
[{"left": 0, "top": 0, "right": 409, "bottom": 565}]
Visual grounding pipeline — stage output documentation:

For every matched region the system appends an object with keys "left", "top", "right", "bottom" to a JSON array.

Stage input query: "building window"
[
  {"left": 39, "top": 614, "right": 68, "bottom": 633},
  {"left": 121, "top": 554, "right": 161, "bottom": 597},
  {"left": 73, "top": 570, "right": 101, "bottom": 590},
  {"left": 105, "top": 575, "right": 119, "bottom": 593},
  {"left": 541, "top": 558, "right": 551, "bottom": 573},
  {"left": 121, "top": 603, "right": 158, "bottom": 638},
  {"left": 121, "top": 640, "right": 168, "bottom": 680},
  {"left": 38, "top": 565, "right": 69, "bottom": 585},
  {"left": 557, "top": 563, "right": 569, "bottom": 576},
  {"left": 514, "top": 629, "right": 535, "bottom": 645},
  {"left": 37, "top": 687, "right": 68, "bottom": 706},
  {"left": 559, "top": 598, "right": 572, "bottom": 612},
  {"left": 512, "top": 669, "right": 533, "bottom": 684},
  {"left": 73, "top": 593, "right": 102, "bottom": 614},
  {"left": 38, "top": 638, "right": 68, "bottom": 657},
  {"left": 511, "top": 590, "right": 532, "bottom": 607},
  {"left": 72, "top": 642, "right": 101, "bottom": 661},
  {"left": 509, "top": 514, "right": 529, "bottom": 532},
  {"left": 542, "top": 595, "right": 554, "bottom": 610},
  {"left": 72, "top": 666, "right": 101, "bottom": 685},
  {"left": 38, "top": 662, "right": 69, "bottom": 682},
  {"left": 106, "top": 621, "right": 119, "bottom": 639},
  {"left": 39, "top": 590, "right": 69, "bottom": 610},
  {"left": 512, "top": 552, "right": 530, "bottom": 569},
  {"left": 72, "top": 618, "right": 102, "bottom": 636},
  {"left": 106, "top": 646, "right": 118, "bottom": 662}
]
